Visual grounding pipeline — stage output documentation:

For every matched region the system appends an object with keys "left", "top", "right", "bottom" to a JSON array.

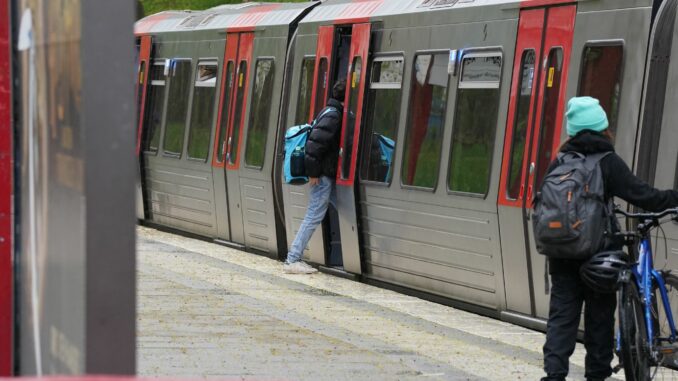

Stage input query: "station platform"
[{"left": 137, "top": 226, "right": 640, "bottom": 380}]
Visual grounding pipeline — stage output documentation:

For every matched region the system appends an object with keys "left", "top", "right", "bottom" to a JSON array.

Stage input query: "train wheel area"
[{"left": 137, "top": 226, "right": 640, "bottom": 380}]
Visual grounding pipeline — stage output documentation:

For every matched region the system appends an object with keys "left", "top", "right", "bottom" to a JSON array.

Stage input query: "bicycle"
[{"left": 615, "top": 207, "right": 678, "bottom": 380}]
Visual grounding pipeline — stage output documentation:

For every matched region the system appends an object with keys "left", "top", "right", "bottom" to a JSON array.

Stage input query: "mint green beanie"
[{"left": 565, "top": 96, "right": 609, "bottom": 137}]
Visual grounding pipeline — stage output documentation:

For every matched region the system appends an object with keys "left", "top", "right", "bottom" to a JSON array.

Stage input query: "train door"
[
  {"left": 498, "top": 5, "right": 576, "bottom": 319},
  {"left": 135, "top": 35, "right": 152, "bottom": 220},
  {"left": 222, "top": 32, "right": 254, "bottom": 245},
  {"left": 211, "top": 34, "right": 241, "bottom": 242},
  {"left": 335, "top": 23, "right": 371, "bottom": 274}
]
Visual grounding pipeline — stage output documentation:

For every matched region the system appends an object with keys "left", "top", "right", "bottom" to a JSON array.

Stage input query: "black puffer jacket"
[
  {"left": 549, "top": 131, "right": 678, "bottom": 273},
  {"left": 305, "top": 98, "right": 343, "bottom": 178}
]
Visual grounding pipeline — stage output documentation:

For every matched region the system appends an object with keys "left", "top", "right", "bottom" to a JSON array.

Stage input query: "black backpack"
[{"left": 532, "top": 151, "right": 614, "bottom": 259}]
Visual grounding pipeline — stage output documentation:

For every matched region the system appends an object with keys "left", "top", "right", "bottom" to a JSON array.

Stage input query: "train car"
[{"left": 135, "top": 0, "right": 677, "bottom": 330}]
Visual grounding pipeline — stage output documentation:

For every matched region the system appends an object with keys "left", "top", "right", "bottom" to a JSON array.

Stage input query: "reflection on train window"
[
  {"left": 245, "top": 59, "right": 275, "bottom": 169},
  {"left": 401, "top": 53, "right": 449, "bottom": 189},
  {"left": 507, "top": 50, "right": 535, "bottom": 199},
  {"left": 216, "top": 62, "right": 235, "bottom": 163},
  {"left": 448, "top": 53, "right": 502, "bottom": 195},
  {"left": 145, "top": 61, "right": 167, "bottom": 153},
  {"left": 295, "top": 58, "right": 315, "bottom": 125},
  {"left": 314, "top": 58, "right": 329, "bottom": 116},
  {"left": 163, "top": 60, "right": 192, "bottom": 156},
  {"left": 340, "top": 57, "right": 362, "bottom": 180},
  {"left": 187, "top": 61, "right": 218, "bottom": 161},
  {"left": 534, "top": 48, "right": 564, "bottom": 190},
  {"left": 361, "top": 57, "right": 404, "bottom": 183},
  {"left": 578, "top": 44, "right": 624, "bottom": 136},
  {"left": 228, "top": 60, "right": 248, "bottom": 165}
]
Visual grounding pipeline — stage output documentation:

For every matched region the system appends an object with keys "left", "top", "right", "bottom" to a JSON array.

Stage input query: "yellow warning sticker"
[
  {"left": 239, "top": 72, "right": 244, "bottom": 88},
  {"left": 351, "top": 72, "right": 357, "bottom": 88},
  {"left": 547, "top": 67, "right": 555, "bottom": 88}
]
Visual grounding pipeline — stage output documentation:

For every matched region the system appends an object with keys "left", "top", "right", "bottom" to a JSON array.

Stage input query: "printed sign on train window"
[{"left": 460, "top": 55, "right": 502, "bottom": 84}]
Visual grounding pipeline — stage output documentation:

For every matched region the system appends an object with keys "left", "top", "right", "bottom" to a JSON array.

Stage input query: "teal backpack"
[{"left": 283, "top": 107, "right": 337, "bottom": 184}]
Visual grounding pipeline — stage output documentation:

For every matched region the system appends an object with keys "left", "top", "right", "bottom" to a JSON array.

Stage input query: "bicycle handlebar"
[{"left": 614, "top": 207, "right": 678, "bottom": 220}]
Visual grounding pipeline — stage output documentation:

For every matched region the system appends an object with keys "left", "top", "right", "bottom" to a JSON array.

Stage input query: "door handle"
[
  {"left": 527, "top": 185, "right": 533, "bottom": 203},
  {"left": 519, "top": 184, "right": 525, "bottom": 200}
]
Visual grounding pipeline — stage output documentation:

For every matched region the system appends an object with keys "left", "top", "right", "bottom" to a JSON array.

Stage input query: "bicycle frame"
[{"left": 632, "top": 235, "right": 678, "bottom": 345}]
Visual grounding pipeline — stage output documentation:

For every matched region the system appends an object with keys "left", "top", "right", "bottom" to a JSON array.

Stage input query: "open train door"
[
  {"left": 498, "top": 4, "right": 576, "bottom": 323},
  {"left": 135, "top": 35, "right": 152, "bottom": 220},
  {"left": 335, "top": 23, "right": 371, "bottom": 275}
]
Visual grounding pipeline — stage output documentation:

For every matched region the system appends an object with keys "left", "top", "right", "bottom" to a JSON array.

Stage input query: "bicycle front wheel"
[{"left": 620, "top": 281, "right": 652, "bottom": 381}]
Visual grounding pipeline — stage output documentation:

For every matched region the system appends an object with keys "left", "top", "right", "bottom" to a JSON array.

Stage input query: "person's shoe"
[
  {"left": 283, "top": 261, "right": 318, "bottom": 274},
  {"left": 540, "top": 377, "right": 565, "bottom": 381}
]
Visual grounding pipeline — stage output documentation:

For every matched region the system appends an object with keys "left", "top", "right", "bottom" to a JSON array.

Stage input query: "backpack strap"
[
  {"left": 582, "top": 151, "right": 613, "bottom": 171},
  {"left": 311, "top": 106, "right": 338, "bottom": 127}
]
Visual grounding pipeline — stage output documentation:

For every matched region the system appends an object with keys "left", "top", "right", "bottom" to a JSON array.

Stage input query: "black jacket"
[
  {"left": 548, "top": 131, "right": 678, "bottom": 273},
  {"left": 305, "top": 98, "right": 343, "bottom": 178}
]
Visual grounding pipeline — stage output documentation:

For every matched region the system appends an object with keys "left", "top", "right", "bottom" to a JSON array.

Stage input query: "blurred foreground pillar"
[{"left": 13, "top": 0, "right": 136, "bottom": 375}]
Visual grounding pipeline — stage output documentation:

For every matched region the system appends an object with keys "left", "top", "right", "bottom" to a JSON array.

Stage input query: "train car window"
[
  {"left": 295, "top": 58, "right": 315, "bottom": 125},
  {"left": 187, "top": 61, "right": 218, "bottom": 161},
  {"left": 507, "top": 50, "right": 536, "bottom": 199},
  {"left": 340, "top": 57, "right": 362, "bottom": 180},
  {"left": 245, "top": 59, "right": 275, "bottom": 169},
  {"left": 360, "top": 57, "right": 404, "bottom": 184},
  {"left": 145, "top": 61, "right": 167, "bottom": 153},
  {"left": 228, "top": 60, "right": 248, "bottom": 164},
  {"left": 163, "top": 59, "right": 193, "bottom": 156},
  {"left": 401, "top": 53, "right": 449, "bottom": 189},
  {"left": 578, "top": 44, "right": 624, "bottom": 136},
  {"left": 534, "top": 48, "right": 564, "bottom": 189},
  {"left": 314, "top": 58, "right": 329, "bottom": 116},
  {"left": 216, "top": 61, "right": 235, "bottom": 163},
  {"left": 448, "top": 53, "right": 502, "bottom": 195}
]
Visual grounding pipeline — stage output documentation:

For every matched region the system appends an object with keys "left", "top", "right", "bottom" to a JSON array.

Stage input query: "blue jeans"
[{"left": 286, "top": 176, "right": 336, "bottom": 264}]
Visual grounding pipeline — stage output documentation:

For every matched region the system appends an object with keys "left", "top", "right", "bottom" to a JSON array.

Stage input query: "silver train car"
[{"left": 134, "top": 0, "right": 678, "bottom": 329}]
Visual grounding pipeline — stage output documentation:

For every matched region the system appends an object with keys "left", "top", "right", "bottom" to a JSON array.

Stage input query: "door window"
[
  {"left": 187, "top": 61, "right": 218, "bottom": 161},
  {"left": 401, "top": 53, "right": 450, "bottom": 189},
  {"left": 507, "top": 50, "right": 536, "bottom": 199},
  {"left": 533, "top": 48, "right": 564, "bottom": 189},
  {"left": 578, "top": 44, "right": 624, "bottom": 136},
  {"left": 244, "top": 59, "right": 275, "bottom": 169},
  {"left": 216, "top": 61, "right": 235, "bottom": 163},
  {"left": 361, "top": 57, "right": 404, "bottom": 184},
  {"left": 314, "top": 58, "right": 329, "bottom": 117},
  {"left": 448, "top": 53, "right": 502, "bottom": 195},
  {"left": 295, "top": 58, "right": 315, "bottom": 125},
  {"left": 227, "top": 60, "right": 248, "bottom": 165},
  {"left": 163, "top": 60, "right": 192, "bottom": 156},
  {"left": 340, "top": 57, "right": 362, "bottom": 180}
]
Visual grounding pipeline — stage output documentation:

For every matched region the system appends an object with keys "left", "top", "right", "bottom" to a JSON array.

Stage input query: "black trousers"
[{"left": 543, "top": 267, "right": 617, "bottom": 380}]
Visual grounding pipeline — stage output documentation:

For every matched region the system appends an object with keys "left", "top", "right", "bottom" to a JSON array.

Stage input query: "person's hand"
[{"left": 309, "top": 177, "right": 320, "bottom": 186}]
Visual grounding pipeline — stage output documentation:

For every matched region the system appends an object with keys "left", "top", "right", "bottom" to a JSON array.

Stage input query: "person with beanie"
[
  {"left": 283, "top": 79, "right": 346, "bottom": 274},
  {"left": 540, "top": 96, "right": 678, "bottom": 381}
]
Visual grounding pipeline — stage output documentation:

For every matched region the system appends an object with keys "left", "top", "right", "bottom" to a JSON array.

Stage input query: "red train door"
[
  {"left": 498, "top": 5, "right": 576, "bottom": 318},
  {"left": 135, "top": 35, "right": 152, "bottom": 221},
  {"left": 211, "top": 31, "right": 254, "bottom": 245},
  {"left": 335, "top": 23, "right": 371, "bottom": 274}
]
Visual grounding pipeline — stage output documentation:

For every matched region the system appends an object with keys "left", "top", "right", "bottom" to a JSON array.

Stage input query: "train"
[{"left": 134, "top": 0, "right": 678, "bottom": 330}]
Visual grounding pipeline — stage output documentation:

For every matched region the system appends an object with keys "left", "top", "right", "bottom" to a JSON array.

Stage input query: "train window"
[
  {"left": 448, "top": 53, "right": 502, "bottom": 195},
  {"left": 314, "top": 58, "right": 329, "bottom": 116},
  {"left": 216, "top": 62, "right": 235, "bottom": 163},
  {"left": 144, "top": 61, "right": 167, "bottom": 153},
  {"left": 163, "top": 59, "right": 193, "bottom": 156},
  {"left": 187, "top": 61, "right": 218, "bottom": 161},
  {"left": 401, "top": 53, "right": 449, "bottom": 189},
  {"left": 507, "top": 50, "right": 536, "bottom": 199},
  {"left": 360, "top": 57, "right": 404, "bottom": 184},
  {"left": 578, "top": 44, "right": 624, "bottom": 136},
  {"left": 295, "top": 57, "right": 315, "bottom": 125},
  {"left": 534, "top": 48, "right": 564, "bottom": 190},
  {"left": 245, "top": 59, "right": 275, "bottom": 169},
  {"left": 340, "top": 57, "right": 362, "bottom": 180},
  {"left": 228, "top": 60, "right": 248, "bottom": 165}
]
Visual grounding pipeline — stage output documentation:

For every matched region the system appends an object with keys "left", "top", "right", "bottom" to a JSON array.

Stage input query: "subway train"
[{"left": 134, "top": 0, "right": 678, "bottom": 330}]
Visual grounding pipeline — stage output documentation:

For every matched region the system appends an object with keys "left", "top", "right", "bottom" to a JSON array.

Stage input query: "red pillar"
[{"left": 0, "top": 0, "right": 13, "bottom": 376}]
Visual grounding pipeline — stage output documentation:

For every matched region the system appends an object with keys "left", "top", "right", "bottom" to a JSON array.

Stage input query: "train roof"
[{"left": 135, "top": 2, "right": 318, "bottom": 35}]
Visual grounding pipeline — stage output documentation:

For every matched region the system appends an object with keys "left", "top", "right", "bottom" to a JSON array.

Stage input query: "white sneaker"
[{"left": 283, "top": 261, "right": 318, "bottom": 274}]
